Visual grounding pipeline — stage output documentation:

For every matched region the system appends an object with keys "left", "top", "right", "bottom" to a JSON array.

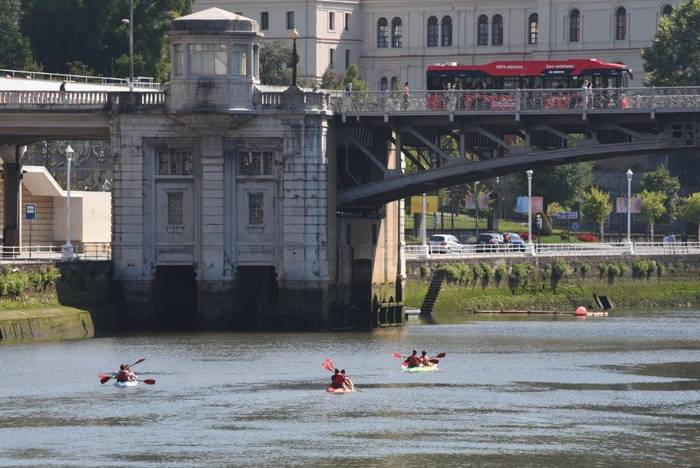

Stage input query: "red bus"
[{"left": 426, "top": 58, "right": 632, "bottom": 91}]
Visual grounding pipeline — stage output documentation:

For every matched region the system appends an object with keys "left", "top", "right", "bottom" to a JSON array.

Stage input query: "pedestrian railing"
[
  {"left": 0, "top": 68, "right": 160, "bottom": 89},
  {"left": 404, "top": 241, "right": 700, "bottom": 260},
  {"left": 0, "top": 243, "right": 111, "bottom": 263},
  {"left": 331, "top": 87, "right": 700, "bottom": 116}
]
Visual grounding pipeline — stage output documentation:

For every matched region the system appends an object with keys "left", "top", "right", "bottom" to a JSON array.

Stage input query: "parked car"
[
  {"left": 504, "top": 232, "right": 526, "bottom": 252},
  {"left": 475, "top": 232, "right": 503, "bottom": 252},
  {"left": 428, "top": 234, "right": 463, "bottom": 254}
]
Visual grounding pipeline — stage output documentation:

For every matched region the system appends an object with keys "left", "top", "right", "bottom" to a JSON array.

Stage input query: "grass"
[{"left": 404, "top": 213, "right": 526, "bottom": 232}]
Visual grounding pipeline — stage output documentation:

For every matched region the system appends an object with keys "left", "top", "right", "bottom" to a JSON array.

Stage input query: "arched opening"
[
  {"left": 427, "top": 16, "right": 438, "bottom": 47},
  {"left": 492, "top": 14, "right": 504, "bottom": 45},
  {"left": 154, "top": 265, "right": 197, "bottom": 330},
  {"left": 380, "top": 76, "right": 388, "bottom": 90},
  {"left": 615, "top": 7, "right": 627, "bottom": 40},
  {"left": 441, "top": 16, "right": 453, "bottom": 46},
  {"left": 570, "top": 9, "right": 581, "bottom": 42},
  {"left": 391, "top": 17, "right": 403, "bottom": 48},
  {"left": 377, "top": 18, "right": 388, "bottom": 48},
  {"left": 528, "top": 13, "right": 539, "bottom": 44},
  {"left": 662, "top": 4, "right": 673, "bottom": 17},
  {"left": 477, "top": 15, "right": 489, "bottom": 45}
]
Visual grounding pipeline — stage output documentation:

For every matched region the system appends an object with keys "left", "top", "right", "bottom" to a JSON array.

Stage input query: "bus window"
[{"left": 502, "top": 77, "right": 519, "bottom": 89}]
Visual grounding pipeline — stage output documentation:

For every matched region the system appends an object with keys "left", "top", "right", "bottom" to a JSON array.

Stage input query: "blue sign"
[
  {"left": 554, "top": 211, "right": 579, "bottom": 220},
  {"left": 25, "top": 203, "right": 36, "bottom": 220}
]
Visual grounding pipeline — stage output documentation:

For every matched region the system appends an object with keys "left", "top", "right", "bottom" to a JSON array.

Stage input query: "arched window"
[
  {"left": 492, "top": 14, "right": 504, "bottom": 45},
  {"left": 441, "top": 16, "right": 453, "bottom": 47},
  {"left": 391, "top": 17, "right": 403, "bottom": 48},
  {"left": 662, "top": 5, "right": 673, "bottom": 17},
  {"left": 477, "top": 15, "right": 489, "bottom": 45},
  {"left": 569, "top": 9, "right": 581, "bottom": 42},
  {"left": 528, "top": 13, "right": 539, "bottom": 45},
  {"left": 427, "top": 16, "right": 438, "bottom": 47},
  {"left": 377, "top": 18, "right": 388, "bottom": 48},
  {"left": 615, "top": 7, "right": 627, "bottom": 40},
  {"left": 390, "top": 76, "right": 399, "bottom": 90},
  {"left": 380, "top": 77, "right": 388, "bottom": 91}
]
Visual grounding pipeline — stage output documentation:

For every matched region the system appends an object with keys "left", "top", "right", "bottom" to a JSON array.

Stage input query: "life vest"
[
  {"left": 116, "top": 370, "right": 130, "bottom": 382},
  {"left": 407, "top": 355, "right": 421, "bottom": 368},
  {"left": 333, "top": 374, "right": 345, "bottom": 388}
]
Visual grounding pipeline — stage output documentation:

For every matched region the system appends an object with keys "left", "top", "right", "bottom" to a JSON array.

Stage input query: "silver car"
[{"left": 428, "top": 234, "right": 463, "bottom": 254}]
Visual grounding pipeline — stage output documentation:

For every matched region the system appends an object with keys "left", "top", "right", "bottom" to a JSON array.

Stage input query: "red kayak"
[{"left": 326, "top": 386, "right": 355, "bottom": 393}]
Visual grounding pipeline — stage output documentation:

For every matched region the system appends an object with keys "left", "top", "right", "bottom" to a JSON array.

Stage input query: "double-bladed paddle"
[{"left": 99, "top": 358, "right": 146, "bottom": 384}]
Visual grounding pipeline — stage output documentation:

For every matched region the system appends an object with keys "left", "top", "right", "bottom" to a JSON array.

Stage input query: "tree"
[
  {"left": 320, "top": 64, "right": 368, "bottom": 91},
  {"left": 0, "top": 0, "right": 37, "bottom": 70},
  {"left": 680, "top": 192, "right": 700, "bottom": 240},
  {"left": 515, "top": 162, "right": 593, "bottom": 212},
  {"left": 320, "top": 67, "right": 343, "bottom": 89},
  {"left": 20, "top": 0, "right": 190, "bottom": 82},
  {"left": 581, "top": 187, "right": 613, "bottom": 240},
  {"left": 640, "top": 165, "right": 681, "bottom": 222},
  {"left": 342, "top": 64, "right": 368, "bottom": 91},
  {"left": 639, "top": 190, "right": 667, "bottom": 241},
  {"left": 642, "top": 0, "right": 700, "bottom": 86},
  {"left": 260, "top": 40, "right": 293, "bottom": 85}
]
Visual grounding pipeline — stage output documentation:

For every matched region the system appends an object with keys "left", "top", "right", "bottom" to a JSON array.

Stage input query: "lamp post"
[
  {"left": 526, "top": 170, "right": 534, "bottom": 254},
  {"left": 122, "top": 0, "right": 134, "bottom": 92},
  {"left": 63, "top": 145, "right": 74, "bottom": 259},
  {"left": 626, "top": 168, "right": 633, "bottom": 246},
  {"left": 474, "top": 181, "right": 480, "bottom": 237},
  {"left": 289, "top": 28, "right": 299, "bottom": 87}
]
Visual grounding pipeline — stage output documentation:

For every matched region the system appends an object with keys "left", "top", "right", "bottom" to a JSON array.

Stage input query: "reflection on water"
[{"left": 1, "top": 309, "right": 700, "bottom": 466}]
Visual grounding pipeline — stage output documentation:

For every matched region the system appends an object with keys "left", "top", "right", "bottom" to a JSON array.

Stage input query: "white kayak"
[
  {"left": 114, "top": 380, "right": 138, "bottom": 388},
  {"left": 401, "top": 363, "right": 439, "bottom": 372}
]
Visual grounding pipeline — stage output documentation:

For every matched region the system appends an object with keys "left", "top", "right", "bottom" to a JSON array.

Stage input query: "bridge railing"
[
  {"left": 0, "top": 90, "right": 167, "bottom": 110},
  {"left": 331, "top": 87, "right": 700, "bottom": 115},
  {"left": 259, "top": 91, "right": 332, "bottom": 111},
  {"left": 0, "top": 243, "right": 111, "bottom": 263},
  {"left": 404, "top": 241, "right": 700, "bottom": 259},
  {"left": 0, "top": 68, "right": 161, "bottom": 89}
]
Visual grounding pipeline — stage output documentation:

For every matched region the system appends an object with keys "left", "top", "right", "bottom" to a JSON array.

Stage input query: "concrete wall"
[{"left": 20, "top": 186, "right": 53, "bottom": 245}]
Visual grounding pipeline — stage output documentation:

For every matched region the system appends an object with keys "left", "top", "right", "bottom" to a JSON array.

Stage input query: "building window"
[
  {"left": 329, "top": 48, "right": 335, "bottom": 68},
  {"left": 441, "top": 16, "right": 453, "bottom": 47},
  {"left": 345, "top": 12, "right": 350, "bottom": 31},
  {"left": 615, "top": 7, "right": 627, "bottom": 40},
  {"left": 286, "top": 11, "right": 295, "bottom": 30},
  {"left": 492, "top": 14, "right": 503, "bottom": 45},
  {"left": 232, "top": 45, "right": 248, "bottom": 76},
  {"left": 662, "top": 5, "right": 673, "bottom": 17},
  {"left": 345, "top": 49, "right": 350, "bottom": 70},
  {"left": 248, "top": 193, "right": 264, "bottom": 225},
  {"left": 380, "top": 76, "right": 388, "bottom": 90},
  {"left": 173, "top": 44, "right": 183, "bottom": 76},
  {"left": 238, "top": 151, "right": 273, "bottom": 176},
  {"left": 391, "top": 17, "right": 402, "bottom": 48},
  {"left": 167, "top": 192, "right": 184, "bottom": 226},
  {"left": 157, "top": 148, "right": 193, "bottom": 176},
  {"left": 569, "top": 9, "right": 581, "bottom": 42},
  {"left": 377, "top": 18, "right": 388, "bottom": 48},
  {"left": 188, "top": 44, "right": 227, "bottom": 75},
  {"left": 390, "top": 76, "right": 398, "bottom": 90},
  {"left": 427, "top": 16, "right": 438, "bottom": 47},
  {"left": 477, "top": 15, "right": 488, "bottom": 46},
  {"left": 260, "top": 12, "right": 269, "bottom": 30},
  {"left": 329, "top": 11, "right": 335, "bottom": 31},
  {"left": 528, "top": 13, "right": 539, "bottom": 44}
]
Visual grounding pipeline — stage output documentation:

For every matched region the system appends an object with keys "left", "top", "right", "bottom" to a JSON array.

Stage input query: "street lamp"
[
  {"left": 289, "top": 28, "right": 300, "bottom": 87},
  {"left": 526, "top": 170, "right": 534, "bottom": 253},
  {"left": 474, "top": 181, "right": 480, "bottom": 237},
  {"left": 122, "top": 0, "right": 134, "bottom": 92},
  {"left": 626, "top": 169, "right": 633, "bottom": 244},
  {"left": 63, "top": 145, "right": 74, "bottom": 259}
]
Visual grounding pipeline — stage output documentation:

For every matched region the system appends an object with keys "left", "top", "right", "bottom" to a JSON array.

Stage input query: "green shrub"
[
  {"left": 655, "top": 260, "right": 665, "bottom": 279},
  {"left": 645, "top": 260, "right": 656, "bottom": 279},
  {"left": 508, "top": 264, "right": 529, "bottom": 294},
  {"left": 632, "top": 260, "right": 647, "bottom": 279},
  {"left": 419, "top": 265, "right": 429, "bottom": 279},
  {"left": 494, "top": 264, "right": 508, "bottom": 287},
  {"left": 598, "top": 263, "right": 608, "bottom": 279},
  {"left": 606, "top": 264, "right": 620, "bottom": 284},
  {"left": 479, "top": 263, "right": 493, "bottom": 289},
  {"left": 551, "top": 260, "right": 569, "bottom": 291},
  {"left": 579, "top": 263, "right": 591, "bottom": 279},
  {"left": 617, "top": 263, "right": 627, "bottom": 277}
]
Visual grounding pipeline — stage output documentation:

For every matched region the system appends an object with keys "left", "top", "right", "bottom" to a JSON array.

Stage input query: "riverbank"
[{"left": 0, "top": 305, "right": 94, "bottom": 343}]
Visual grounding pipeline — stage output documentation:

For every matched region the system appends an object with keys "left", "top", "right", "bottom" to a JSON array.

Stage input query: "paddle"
[
  {"left": 140, "top": 379, "right": 156, "bottom": 385},
  {"left": 321, "top": 358, "right": 357, "bottom": 391},
  {"left": 99, "top": 358, "right": 146, "bottom": 384},
  {"left": 392, "top": 352, "right": 446, "bottom": 359}
]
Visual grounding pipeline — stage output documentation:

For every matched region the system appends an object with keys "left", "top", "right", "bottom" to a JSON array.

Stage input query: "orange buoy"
[{"left": 575, "top": 306, "right": 587, "bottom": 316}]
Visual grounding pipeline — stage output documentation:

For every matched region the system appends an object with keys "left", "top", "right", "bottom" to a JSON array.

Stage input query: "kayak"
[
  {"left": 114, "top": 380, "right": 138, "bottom": 388},
  {"left": 401, "top": 363, "right": 438, "bottom": 372},
  {"left": 326, "top": 386, "right": 355, "bottom": 393}
]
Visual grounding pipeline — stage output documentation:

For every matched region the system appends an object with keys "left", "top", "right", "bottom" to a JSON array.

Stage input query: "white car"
[{"left": 428, "top": 234, "right": 463, "bottom": 254}]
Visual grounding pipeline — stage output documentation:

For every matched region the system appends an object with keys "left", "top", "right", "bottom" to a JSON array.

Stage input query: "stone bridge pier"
[{"left": 0, "top": 144, "right": 22, "bottom": 247}]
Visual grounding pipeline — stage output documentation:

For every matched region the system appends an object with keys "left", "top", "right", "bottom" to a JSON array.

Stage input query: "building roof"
[{"left": 172, "top": 7, "right": 258, "bottom": 33}]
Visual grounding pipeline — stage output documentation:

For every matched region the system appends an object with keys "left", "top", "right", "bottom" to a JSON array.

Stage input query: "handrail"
[
  {"left": 0, "top": 243, "right": 111, "bottom": 262},
  {"left": 0, "top": 68, "right": 160, "bottom": 89}
]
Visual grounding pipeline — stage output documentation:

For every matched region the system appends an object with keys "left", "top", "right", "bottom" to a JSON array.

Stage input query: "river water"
[{"left": 1, "top": 309, "right": 700, "bottom": 467}]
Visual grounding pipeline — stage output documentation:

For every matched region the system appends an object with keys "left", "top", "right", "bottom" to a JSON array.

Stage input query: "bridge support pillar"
[{"left": 0, "top": 145, "right": 22, "bottom": 247}]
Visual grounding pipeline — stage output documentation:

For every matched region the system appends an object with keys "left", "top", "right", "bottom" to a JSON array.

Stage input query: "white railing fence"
[
  {"left": 0, "top": 68, "right": 160, "bottom": 89},
  {"left": 0, "top": 243, "right": 111, "bottom": 262},
  {"left": 405, "top": 241, "right": 700, "bottom": 260}
]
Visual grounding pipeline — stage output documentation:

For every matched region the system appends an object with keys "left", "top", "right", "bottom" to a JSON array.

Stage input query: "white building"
[{"left": 195, "top": 0, "right": 678, "bottom": 88}]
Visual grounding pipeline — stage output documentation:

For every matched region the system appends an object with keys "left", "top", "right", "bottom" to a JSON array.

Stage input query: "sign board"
[
  {"left": 410, "top": 196, "right": 439, "bottom": 214},
  {"left": 25, "top": 203, "right": 36, "bottom": 220},
  {"left": 464, "top": 193, "right": 490, "bottom": 210},
  {"left": 515, "top": 196, "right": 543, "bottom": 214},
  {"left": 616, "top": 196, "right": 641, "bottom": 214},
  {"left": 570, "top": 222, "right": 580, "bottom": 232},
  {"left": 553, "top": 211, "right": 579, "bottom": 220}
]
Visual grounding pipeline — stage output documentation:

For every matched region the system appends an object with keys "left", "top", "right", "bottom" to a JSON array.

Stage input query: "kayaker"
[
  {"left": 405, "top": 350, "right": 421, "bottom": 368},
  {"left": 116, "top": 364, "right": 130, "bottom": 383},
  {"left": 419, "top": 350, "right": 432, "bottom": 367},
  {"left": 340, "top": 369, "right": 354, "bottom": 390},
  {"left": 332, "top": 368, "right": 344, "bottom": 388}
]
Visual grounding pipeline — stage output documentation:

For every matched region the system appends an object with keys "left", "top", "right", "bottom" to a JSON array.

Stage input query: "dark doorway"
[
  {"left": 154, "top": 265, "right": 197, "bottom": 330},
  {"left": 351, "top": 259, "right": 373, "bottom": 329},
  {"left": 236, "top": 266, "right": 278, "bottom": 329}
]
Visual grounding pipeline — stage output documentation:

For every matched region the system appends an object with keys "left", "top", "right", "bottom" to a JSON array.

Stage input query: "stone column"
[{"left": 0, "top": 145, "right": 21, "bottom": 247}]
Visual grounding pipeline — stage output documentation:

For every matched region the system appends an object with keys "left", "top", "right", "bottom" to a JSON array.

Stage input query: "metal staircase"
[{"left": 420, "top": 270, "right": 446, "bottom": 315}]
